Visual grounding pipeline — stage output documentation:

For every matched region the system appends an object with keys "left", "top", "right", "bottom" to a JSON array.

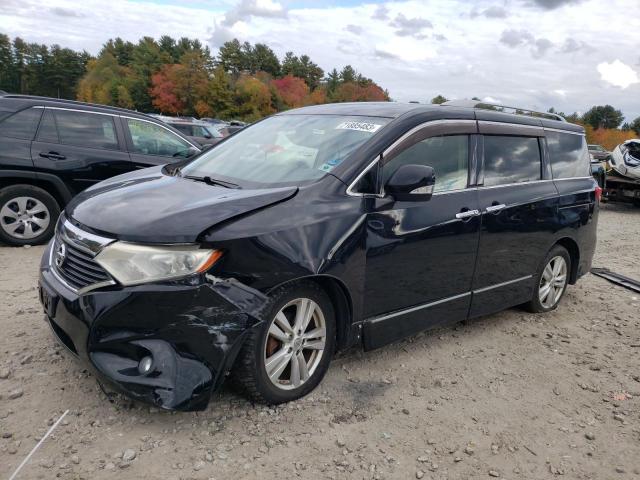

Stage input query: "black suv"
[
  {"left": 0, "top": 94, "right": 200, "bottom": 246},
  {"left": 38, "top": 101, "right": 599, "bottom": 410}
]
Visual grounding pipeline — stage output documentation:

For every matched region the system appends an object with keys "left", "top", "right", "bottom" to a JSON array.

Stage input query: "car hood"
[{"left": 65, "top": 167, "right": 298, "bottom": 243}]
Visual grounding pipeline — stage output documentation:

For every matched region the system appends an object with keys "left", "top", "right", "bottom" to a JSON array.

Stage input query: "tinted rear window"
[
  {"left": 483, "top": 136, "right": 541, "bottom": 186},
  {"left": 0, "top": 107, "right": 42, "bottom": 140},
  {"left": 53, "top": 110, "right": 119, "bottom": 150},
  {"left": 547, "top": 131, "right": 589, "bottom": 179}
]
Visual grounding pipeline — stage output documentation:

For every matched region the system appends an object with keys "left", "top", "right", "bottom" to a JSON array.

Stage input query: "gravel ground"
[{"left": 1, "top": 202, "right": 639, "bottom": 480}]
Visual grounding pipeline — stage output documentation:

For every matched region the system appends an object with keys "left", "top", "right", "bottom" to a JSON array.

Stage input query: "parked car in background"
[
  {"left": 0, "top": 94, "right": 200, "bottom": 246},
  {"left": 164, "top": 120, "right": 224, "bottom": 146},
  {"left": 200, "top": 117, "right": 227, "bottom": 126},
  {"left": 588, "top": 144, "right": 611, "bottom": 161},
  {"left": 610, "top": 139, "right": 640, "bottom": 181},
  {"left": 38, "top": 101, "right": 599, "bottom": 411}
]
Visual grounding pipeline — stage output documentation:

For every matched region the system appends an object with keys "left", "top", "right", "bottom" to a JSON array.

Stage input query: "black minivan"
[
  {"left": 0, "top": 94, "right": 200, "bottom": 246},
  {"left": 38, "top": 101, "right": 599, "bottom": 410}
]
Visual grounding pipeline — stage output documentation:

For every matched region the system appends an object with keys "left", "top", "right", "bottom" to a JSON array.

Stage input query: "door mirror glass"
[{"left": 385, "top": 164, "right": 435, "bottom": 201}]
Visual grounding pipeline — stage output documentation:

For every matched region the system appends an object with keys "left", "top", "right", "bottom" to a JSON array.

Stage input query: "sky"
[{"left": 2, "top": 0, "right": 640, "bottom": 121}]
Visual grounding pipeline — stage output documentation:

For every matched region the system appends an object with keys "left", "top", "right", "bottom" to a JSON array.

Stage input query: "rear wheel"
[
  {"left": 525, "top": 245, "right": 571, "bottom": 313},
  {"left": 0, "top": 185, "right": 59, "bottom": 246},
  {"left": 232, "top": 281, "right": 335, "bottom": 404}
]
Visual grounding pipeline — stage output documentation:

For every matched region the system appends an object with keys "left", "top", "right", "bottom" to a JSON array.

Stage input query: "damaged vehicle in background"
[
  {"left": 610, "top": 139, "right": 640, "bottom": 181},
  {"left": 38, "top": 102, "right": 599, "bottom": 411}
]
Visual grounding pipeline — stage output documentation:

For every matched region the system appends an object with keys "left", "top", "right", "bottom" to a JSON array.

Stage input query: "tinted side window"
[
  {"left": 126, "top": 118, "right": 191, "bottom": 156},
  {"left": 0, "top": 107, "right": 42, "bottom": 140},
  {"left": 171, "top": 124, "right": 192, "bottom": 136},
  {"left": 36, "top": 110, "right": 59, "bottom": 143},
  {"left": 547, "top": 131, "right": 589, "bottom": 179},
  {"left": 383, "top": 135, "right": 469, "bottom": 193},
  {"left": 483, "top": 136, "right": 541, "bottom": 186},
  {"left": 192, "top": 125, "right": 210, "bottom": 137},
  {"left": 53, "top": 110, "right": 119, "bottom": 150}
]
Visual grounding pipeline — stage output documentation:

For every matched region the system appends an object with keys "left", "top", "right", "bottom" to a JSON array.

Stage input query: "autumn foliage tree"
[
  {"left": 271, "top": 75, "right": 309, "bottom": 109},
  {"left": 150, "top": 64, "right": 184, "bottom": 114}
]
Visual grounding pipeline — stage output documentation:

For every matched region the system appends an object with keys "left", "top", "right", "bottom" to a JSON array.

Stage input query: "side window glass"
[
  {"left": 53, "top": 110, "right": 119, "bottom": 150},
  {"left": 351, "top": 161, "right": 380, "bottom": 195},
  {"left": 483, "top": 136, "right": 541, "bottom": 186},
  {"left": 193, "top": 126, "right": 209, "bottom": 137},
  {"left": 547, "top": 131, "right": 589, "bottom": 178},
  {"left": 126, "top": 118, "right": 191, "bottom": 156},
  {"left": 0, "top": 107, "right": 42, "bottom": 140},
  {"left": 383, "top": 135, "right": 469, "bottom": 193},
  {"left": 36, "top": 110, "right": 59, "bottom": 143}
]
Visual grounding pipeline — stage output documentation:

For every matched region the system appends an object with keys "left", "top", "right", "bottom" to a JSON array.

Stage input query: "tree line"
[
  {"left": 0, "top": 31, "right": 638, "bottom": 141},
  {"left": 0, "top": 33, "right": 388, "bottom": 121}
]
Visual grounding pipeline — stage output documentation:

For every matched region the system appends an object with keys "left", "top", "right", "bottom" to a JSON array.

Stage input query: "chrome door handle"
[
  {"left": 485, "top": 203, "right": 506, "bottom": 213},
  {"left": 455, "top": 209, "right": 480, "bottom": 219}
]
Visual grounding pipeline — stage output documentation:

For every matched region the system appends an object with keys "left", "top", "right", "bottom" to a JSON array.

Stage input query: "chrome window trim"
[
  {"left": 553, "top": 176, "right": 593, "bottom": 181},
  {"left": 345, "top": 156, "right": 381, "bottom": 197},
  {"left": 472, "top": 275, "right": 532, "bottom": 294},
  {"left": 346, "top": 119, "right": 477, "bottom": 197},
  {"left": 121, "top": 115, "right": 200, "bottom": 150},
  {"left": 478, "top": 120, "right": 543, "bottom": 132},
  {"left": 478, "top": 179, "right": 553, "bottom": 190},
  {"left": 42, "top": 106, "right": 117, "bottom": 117},
  {"left": 543, "top": 127, "right": 585, "bottom": 136}
]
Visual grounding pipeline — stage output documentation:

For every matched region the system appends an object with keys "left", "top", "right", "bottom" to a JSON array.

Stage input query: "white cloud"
[
  {"left": 597, "top": 60, "right": 639, "bottom": 89},
  {"left": 2, "top": 0, "right": 640, "bottom": 119}
]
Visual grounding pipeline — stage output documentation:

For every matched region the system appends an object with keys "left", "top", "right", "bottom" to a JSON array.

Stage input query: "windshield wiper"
[{"left": 184, "top": 175, "right": 240, "bottom": 189}]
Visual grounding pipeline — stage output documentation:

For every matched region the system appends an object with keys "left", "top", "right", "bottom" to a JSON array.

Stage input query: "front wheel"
[
  {"left": 231, "top": 281, "right": 335, "bottom": 404},
  {"left": 0, "top": 185, "right": 60, "bottom": 246},
  {"left": 525, "top": 245, "right": 571, "bottom": 313}
]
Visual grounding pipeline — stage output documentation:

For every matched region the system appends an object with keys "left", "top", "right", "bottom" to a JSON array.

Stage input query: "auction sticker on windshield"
[{"left": 336, "top": 121, "right": 383, "bottom": 133}]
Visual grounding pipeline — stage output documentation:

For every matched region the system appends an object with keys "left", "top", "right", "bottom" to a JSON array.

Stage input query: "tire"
[
  {"left": 231, "top": 280, "right": 336, "bottom": 404},
  {"left": 0, "top": 184, "right": 60, "bottom": 246},
  {"left": 525, "top": 245, "right": 571, "bottom": 313}
]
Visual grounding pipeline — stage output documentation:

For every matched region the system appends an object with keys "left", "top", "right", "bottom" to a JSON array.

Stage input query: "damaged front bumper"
[{"left": 38, "top": 240, "right": 268, "bottom": 411}]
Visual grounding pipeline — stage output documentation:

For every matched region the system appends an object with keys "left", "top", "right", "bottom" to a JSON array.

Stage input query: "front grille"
[{"left": 54, "top": 237, "right": 112, "bottom": 291}]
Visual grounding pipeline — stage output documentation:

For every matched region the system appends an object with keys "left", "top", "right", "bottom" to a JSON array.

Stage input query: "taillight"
[{"left": 595, "top": 185, "right": 603, "bottom": 202}]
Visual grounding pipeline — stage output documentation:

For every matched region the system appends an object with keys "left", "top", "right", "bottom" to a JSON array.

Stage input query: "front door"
[
  {"left": 470, "top": 128, "right": 559, "bottom": 318},
  {"left": 362, "top": 124, "right": 481, "bottom": 349},
  {"left": 31, "top": 108, "right": 132, "bottom": 195}
]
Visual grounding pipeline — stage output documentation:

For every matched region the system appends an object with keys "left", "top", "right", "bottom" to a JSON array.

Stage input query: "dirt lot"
[{"left": 1, "top": 202, "right": 639, "bottom": 480}]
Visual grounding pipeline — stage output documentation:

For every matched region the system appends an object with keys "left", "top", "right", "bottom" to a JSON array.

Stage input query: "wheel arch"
[
  {"left": 267, "top": 274, "right": 354, "bottom": 351},
  {"left": 0, "top": 171, "right": 72, "bottom": 207},
  {"left": 554, "top": 237, "right": 580, "bottom": 284}
]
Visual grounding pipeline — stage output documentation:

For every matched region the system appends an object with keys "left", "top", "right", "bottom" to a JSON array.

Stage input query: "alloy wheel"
[
  {"left": 538, "top": 255, "right": 568, "bottom": 309},
  {"left": 0, "top": 196, "right": 50, "bottom": 240},
  {"left": 263, "top": 298, "right": 327, "bottom": 390}
]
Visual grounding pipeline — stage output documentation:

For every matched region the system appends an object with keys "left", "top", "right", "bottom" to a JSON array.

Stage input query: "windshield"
[{"left": 180, "top": 114, "right": 390, "bottom": 187}]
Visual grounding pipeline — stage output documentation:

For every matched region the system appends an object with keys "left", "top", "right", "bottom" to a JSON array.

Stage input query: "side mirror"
[
  {"left": 172, "top": 146, "right": 200, "bottom": 159},
  {"left": 385, "top": 164, "right": 436, "bottom": 201},
  {"left": 203, "top": 133, "right": 212, "bottom": 139}
]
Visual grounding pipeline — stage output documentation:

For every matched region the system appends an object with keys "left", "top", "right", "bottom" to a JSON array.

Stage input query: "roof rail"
[
  {"left": 441, "top": 99, "right": 566, "bottom": 122},
  {"left": 0, "top": 94, "right": 142, "bottom": 115}
]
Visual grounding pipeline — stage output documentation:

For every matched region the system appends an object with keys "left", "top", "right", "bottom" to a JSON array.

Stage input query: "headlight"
[
  {"left": 95, "top": 242, "right": 222, "bottom": 286},
  {"left": 624, "top": 153, "right": 640, "bottom": 167}
]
